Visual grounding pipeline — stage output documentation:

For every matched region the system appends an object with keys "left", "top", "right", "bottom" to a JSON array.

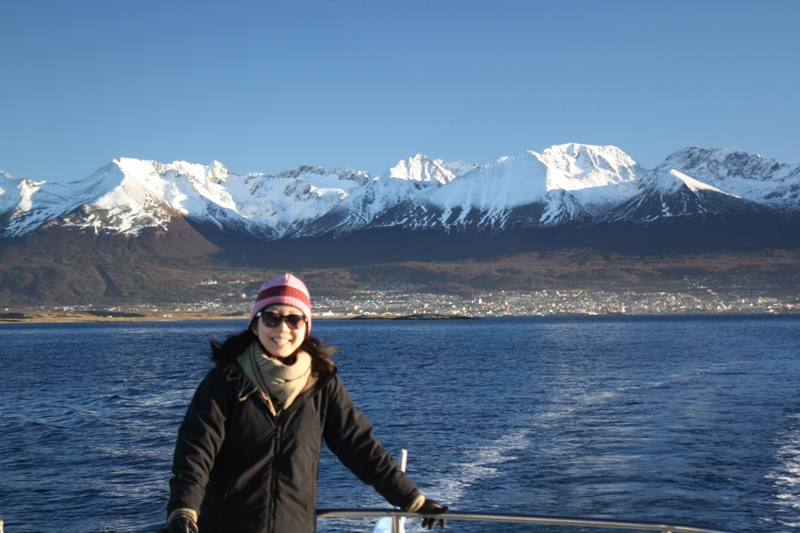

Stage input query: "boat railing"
[{"left": 316, "top": 508, "right": 739, "bottom": 533}]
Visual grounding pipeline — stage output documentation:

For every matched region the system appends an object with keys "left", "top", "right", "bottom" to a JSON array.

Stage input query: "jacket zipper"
[{"left": 267, "top": 415, "right": 282, "bottom": 533}]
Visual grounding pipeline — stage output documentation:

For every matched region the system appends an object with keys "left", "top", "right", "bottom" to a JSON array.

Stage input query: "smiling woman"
[{"left": 160, "top": 273, "right": 447, "bottom": 533}]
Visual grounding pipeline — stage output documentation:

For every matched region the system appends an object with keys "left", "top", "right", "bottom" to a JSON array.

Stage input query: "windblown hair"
[{"left": 209, "top": 329, "right": 337, "bottom": 377}]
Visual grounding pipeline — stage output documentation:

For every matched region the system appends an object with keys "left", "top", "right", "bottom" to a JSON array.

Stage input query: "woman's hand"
[
  {"left": 418, "top": 498, "right": 448, "bottom": 529},
  {"left": 158, "top": 515, "right": 198, "bottom": 533}
]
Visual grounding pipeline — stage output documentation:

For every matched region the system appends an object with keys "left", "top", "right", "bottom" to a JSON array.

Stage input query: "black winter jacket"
[{"left": 167, "top": 364, "right": 421, "bottom": 533}]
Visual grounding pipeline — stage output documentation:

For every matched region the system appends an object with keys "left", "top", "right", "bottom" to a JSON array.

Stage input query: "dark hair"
[{"left": 210, "top": 329, "right": 337, "bottom": 377}]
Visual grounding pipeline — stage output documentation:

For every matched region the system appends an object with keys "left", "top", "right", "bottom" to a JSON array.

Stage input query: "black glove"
[
  {"left": 158, "top": 515, "right": 198, "bottom": 533},
  {"left": 418, "top": 498, "right": 448, "bottom": 530}
]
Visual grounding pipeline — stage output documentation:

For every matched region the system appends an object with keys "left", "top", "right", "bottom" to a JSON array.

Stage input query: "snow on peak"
[
  {"left": 384, "top": 153, "right": 475, "bottom": 184},
  {"left": 288, "top": 165, "right": 369, "bottom": 195},
  {"left": 217, "top": 164, "right": 375, "bottom": 238},
  {"left": 422, "top": 144, "right": 643, "bottom": 218},
  {"left": 0, "top": 158, "right": 238, "bottom": 236},
  {"left": 655, "top": 169, "right": 740, "bottom": 197},
  {"left": 0, "top": 168, "right": 111, "bottom": 236},
  {"left": 0, "top": 177, "right": 43, "bottom": 221},
  {"left": 432, "top": 151, "right": 549, "bottom": 210},
  {"left": 17, "top": 179, "right": 42, "bottom": 212},
  {"left": 655, "top": 147, "right": 800, "bottom": 207},
  {"left": 537, "top": 143, "right": 643, "bottom": 190}
]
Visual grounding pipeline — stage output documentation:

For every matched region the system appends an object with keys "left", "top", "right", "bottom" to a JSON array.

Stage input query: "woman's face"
[{"left": 252, "top": 304, "right": 307, "bottom": 359}]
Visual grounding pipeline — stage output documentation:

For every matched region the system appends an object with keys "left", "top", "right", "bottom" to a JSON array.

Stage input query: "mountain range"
[
  {"left": 1, "top": 144, "right": 799, "bottom": 306},
  {"left": 3, "top": 144, "right": 799, "bottom": 239}
]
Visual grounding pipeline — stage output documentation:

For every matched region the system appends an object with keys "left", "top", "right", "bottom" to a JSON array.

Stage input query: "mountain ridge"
[
  {"left": 2, "top": 143, "right": 799, "bottom": 307},
  {"left": 2, "top": 144, "right": 798, "bottom": 239}
]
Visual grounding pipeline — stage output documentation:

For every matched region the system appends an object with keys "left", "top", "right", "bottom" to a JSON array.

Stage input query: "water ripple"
[{"left": 1, "top": 317, "right": 799, "bottom": 532}]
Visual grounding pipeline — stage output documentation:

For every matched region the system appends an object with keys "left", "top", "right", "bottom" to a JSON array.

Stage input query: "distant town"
[
  {"left": 15, "top": 281, "right": 800, "bottom": 321},
  {"left": 312, "top": 288, "right": 800, "bottom": 317}
]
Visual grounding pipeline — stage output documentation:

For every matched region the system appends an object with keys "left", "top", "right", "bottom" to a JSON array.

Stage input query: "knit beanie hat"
[{"left": 249, "top": 273, "right": 312, "bottom": 331}]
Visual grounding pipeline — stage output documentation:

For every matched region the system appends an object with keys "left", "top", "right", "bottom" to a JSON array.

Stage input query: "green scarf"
[{"left": 237, "top": 341, "right": 311, "bottom": 410}]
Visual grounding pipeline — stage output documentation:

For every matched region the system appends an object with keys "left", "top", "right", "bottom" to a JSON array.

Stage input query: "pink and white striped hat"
[{"left": 249, "top": 273, "right": 312, "bottom": 331}]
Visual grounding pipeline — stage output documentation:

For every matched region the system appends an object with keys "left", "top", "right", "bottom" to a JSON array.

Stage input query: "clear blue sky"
[{"left": 2, "top": 0, "right": 798, "bottom": 182}]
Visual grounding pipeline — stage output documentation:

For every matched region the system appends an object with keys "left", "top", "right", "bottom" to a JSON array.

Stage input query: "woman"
[{"left": 161, "top": 273, "right": 447, "bottom": 533}]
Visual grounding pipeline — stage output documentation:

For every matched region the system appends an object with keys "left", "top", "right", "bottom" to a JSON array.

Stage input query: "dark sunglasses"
[{"left": 257, "top": 311, "right": 307, "bottom": 329}]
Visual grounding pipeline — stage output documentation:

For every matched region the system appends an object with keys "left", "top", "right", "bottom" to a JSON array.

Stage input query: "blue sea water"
[{"left": 1, "top": 316, "right": 799, "bottom": 533}]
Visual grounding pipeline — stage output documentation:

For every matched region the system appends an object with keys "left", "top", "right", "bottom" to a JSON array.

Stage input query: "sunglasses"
[{"left": 257, "top": 311, "right": 307, "bottom": 330}]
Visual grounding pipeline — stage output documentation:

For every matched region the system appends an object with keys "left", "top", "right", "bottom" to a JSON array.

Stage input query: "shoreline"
[
  {"left": 0, "top": 311, "right": 252, "bottom": 324},
  {"left": 0, "top": 311, "right": 480, "bottom": 323},
  {"left": 1, "top": 310, "right": 797, "bottom": 324}
]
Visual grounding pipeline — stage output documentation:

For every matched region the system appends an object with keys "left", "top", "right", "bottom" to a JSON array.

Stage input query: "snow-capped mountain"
[
  {"left": 606, "top": 169, "right": 767, "bottom": 223},
  {"left": 0, "top": 159, "right": 373, "bottom": 238},
  {"left": 1, "top": 144, "right": 798, "bottom": 240},
  {"left": 371, "top": 144, "right": 646, "bottom": 232},
  {"left": 653, "top": 147, "right": 800, "bottom": 210},
  {"left": 293, "top": 154, "right": 478, "bottom": 237},
  {"left": 603, "top": 148, "right": 800, "bottom": 223}
]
